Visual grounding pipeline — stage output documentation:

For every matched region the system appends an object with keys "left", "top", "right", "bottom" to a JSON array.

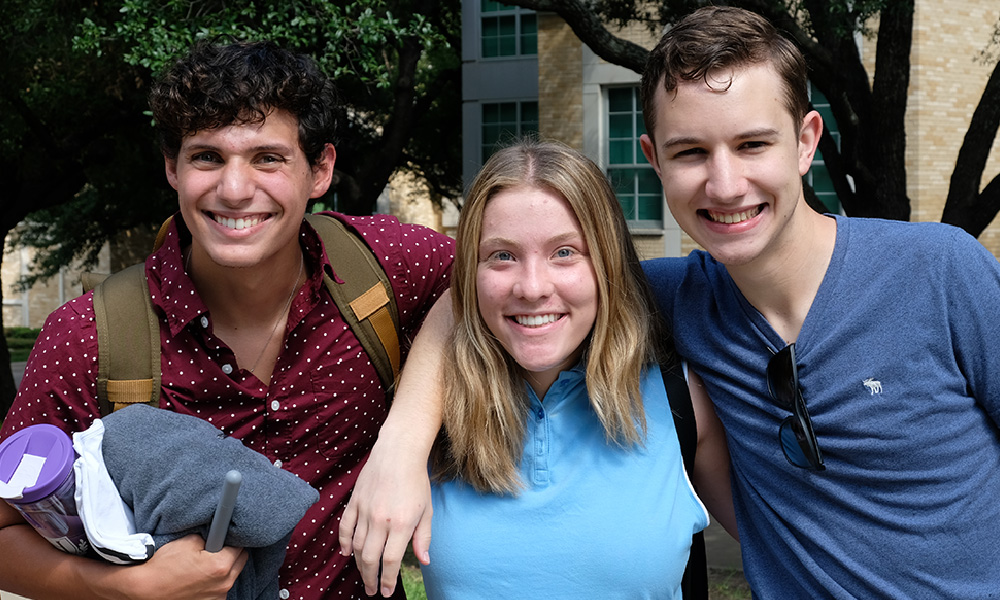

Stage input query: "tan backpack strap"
[
  {"left": 305, "top": 214, "right": 401, "bottom": 397},
  {"left": 92, "top": 264, "right": 161, "bottom": 416},
  {"left": 152, "top": 216, "right": 174, "bottom": 253}
]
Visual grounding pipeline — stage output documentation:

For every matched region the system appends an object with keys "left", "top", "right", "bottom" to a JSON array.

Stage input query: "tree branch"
[{"left": 506, "top": 0, "right": 650, "bottom": 73}]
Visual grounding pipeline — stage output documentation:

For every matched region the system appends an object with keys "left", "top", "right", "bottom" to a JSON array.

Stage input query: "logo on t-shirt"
[{"left": 863, "top": 377, "right": 882, "bottom": 395}]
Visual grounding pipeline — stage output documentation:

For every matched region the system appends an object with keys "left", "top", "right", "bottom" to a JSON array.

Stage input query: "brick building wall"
[
  {"left": 908, "top": 0, "right": 1000, "bottom": 253},
  {"left": 2, "top": 236, "right": 110, "bottom": 329},
  {"left": 537, "top": 15, "right": 584, "bottom": 148}
]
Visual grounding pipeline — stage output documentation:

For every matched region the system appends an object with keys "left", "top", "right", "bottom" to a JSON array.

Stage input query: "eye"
[
  {"left": 191, "top": 151, "right": 221, "bottom": 164},
  {"left": 555, "top": 247, "right": 575, "bottom": 258},
  {"left": 491, "top": 250, "right": 514, "bottom": 262},
  {"left": 740, "top": 140, "right": 769, "bottom": 151},
  {"left": 672, "top": 147, "right": 706, "bottom": 160}
]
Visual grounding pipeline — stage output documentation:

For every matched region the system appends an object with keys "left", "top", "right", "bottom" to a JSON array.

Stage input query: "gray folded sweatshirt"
[{"left": 101, "top": 404, "right": 320, "bottom": 600}]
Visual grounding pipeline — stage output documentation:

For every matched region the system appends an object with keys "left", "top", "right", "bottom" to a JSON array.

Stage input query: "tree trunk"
[{"left": 941, "top": 57, "right": 1000, "bottom": 237}]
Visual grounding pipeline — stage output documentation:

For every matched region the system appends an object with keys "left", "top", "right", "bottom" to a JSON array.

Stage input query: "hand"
[
  {"left": 339, "top": 434, "right": 433, "bottom": 597},
  {"left": 119, "top": 534, "right": 248, "bottom": 600}
]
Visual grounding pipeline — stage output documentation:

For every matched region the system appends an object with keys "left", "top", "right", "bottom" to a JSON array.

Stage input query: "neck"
[
  {"left": 727, "top": 210, "right": 837, "bottom": 344},
  {"left": 188, "top": 246, "right": 306, "bottom": 329}
]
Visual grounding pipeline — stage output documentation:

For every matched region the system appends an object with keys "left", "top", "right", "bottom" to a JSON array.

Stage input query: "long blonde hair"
[{"left": 431, "top": 139, "right": 665, "bottom": 494}]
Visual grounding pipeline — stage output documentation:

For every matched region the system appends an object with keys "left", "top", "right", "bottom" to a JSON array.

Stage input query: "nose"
[
  {"left": 704, "top": 151, "right": 748, "bottom": 201},
  {"left": 217, "top": 161, "right": 255, "bottom": 205},
  {"left": 512, "top": 258, "right": 554, "bottom": 301}
]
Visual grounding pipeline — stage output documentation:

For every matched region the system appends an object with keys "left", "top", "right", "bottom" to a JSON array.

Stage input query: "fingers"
[
  {"left": 338, "top": 499, "right": 360, "bottom": 557},
  {"left": 357, "top": 524, "right": 389, "bottom": 596},
  {"left": 377, "top": 526, "right": 413, "bottom": 597},
  {"left": 411, "top": 505, "right": 433, "bottom": 566}
]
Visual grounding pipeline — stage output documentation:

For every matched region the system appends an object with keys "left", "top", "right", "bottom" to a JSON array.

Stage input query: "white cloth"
[{"left": 72, "top": 419, "right": 155, "bottom": 564}]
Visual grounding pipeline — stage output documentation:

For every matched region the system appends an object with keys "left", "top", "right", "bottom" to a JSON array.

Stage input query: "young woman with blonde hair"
[{"left": 420, "top": 139, "right": 735, "bottom": 599}]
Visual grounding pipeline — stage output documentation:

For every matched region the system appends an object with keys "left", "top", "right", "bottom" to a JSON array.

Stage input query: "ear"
[
  {"left": 310, "top": 143, "right": 337, "bottom": 198},
  {"left": 797, "top": 110, "right": 823, "bottom": 176},
  {"left": 164, "top": 156, "right": 180, "bottom": 191},
  {"left": 639, "top": 134, "right": 663, "bottom": 178}
]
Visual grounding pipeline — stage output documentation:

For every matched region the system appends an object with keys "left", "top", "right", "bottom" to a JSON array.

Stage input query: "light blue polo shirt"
[{"left": 422, "top": 364, "right": 708, "bottom": 599}]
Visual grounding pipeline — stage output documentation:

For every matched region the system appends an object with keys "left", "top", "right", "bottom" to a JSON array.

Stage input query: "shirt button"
[
  {"left": 536, "top": 408, "right": 544, "bottom": 419},
  {"left": 274, "top": 459, "right": 283, "bottom": 469},
  {"left": 222, "top": 364, "right": 233, "bottom": 375},
  {"left": 270, "top": 400, "right": 280, "bottom": 411},
  {"left": 200, "top": 315, "right": 209, "bottom": 329},
  {"left": 278, "top": 590, "right": 290, "bottom": 599}
]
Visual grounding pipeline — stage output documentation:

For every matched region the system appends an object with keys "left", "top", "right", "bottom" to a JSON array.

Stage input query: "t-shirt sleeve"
[
  {"left": 943, "top": 227, "right": 1000, "bottom": 427},
  {"left": 1, "top": 294, "right": 103, "bottom": 440}
]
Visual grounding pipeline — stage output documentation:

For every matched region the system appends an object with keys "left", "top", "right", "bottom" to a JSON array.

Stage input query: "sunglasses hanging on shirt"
[{"left": 766, "top": 343, "right": 826, "bottom": 471}]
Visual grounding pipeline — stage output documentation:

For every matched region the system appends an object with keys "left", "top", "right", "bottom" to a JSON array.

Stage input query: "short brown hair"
[{"left": 640, "top": 6, "right": 809, "bottom": 141}]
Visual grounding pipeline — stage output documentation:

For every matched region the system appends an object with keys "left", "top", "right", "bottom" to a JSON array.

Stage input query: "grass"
[
  {"left": 5, "top": 328, "right": 40, "bottom": 362},
  {"left": 399, "top": 548, "right": 751, "bottom": 599}
]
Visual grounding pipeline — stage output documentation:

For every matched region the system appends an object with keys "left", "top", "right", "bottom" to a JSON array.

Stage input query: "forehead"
[
  {"left": 653, "top": 65, "right": 796, "bottom": 140},
  {"left": 179, "top": 109, "right": 301, "bottom": 151},
  {"left": 480, "top": 185, "right": 583, "bottom": 238}
]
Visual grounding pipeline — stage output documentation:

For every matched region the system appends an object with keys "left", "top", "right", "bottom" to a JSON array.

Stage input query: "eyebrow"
[
  {"left": 661, "top": 127, "right": 781, "bottom": 151},
  {"left": 479, "top": 231, "right": 584, "bottom": 251},
  {"left": 182, "top": 142, "right": 295, "bottom": 155}
]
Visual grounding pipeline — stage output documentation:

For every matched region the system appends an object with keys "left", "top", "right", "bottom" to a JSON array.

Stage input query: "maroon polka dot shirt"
[{"left": 2, "top": 212, "right": 454, "bottom": 599}]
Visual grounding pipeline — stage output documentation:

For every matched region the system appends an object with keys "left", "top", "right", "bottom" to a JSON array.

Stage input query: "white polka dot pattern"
[{"left": 1, "top": 213, "right": 453, "bottom": 599}]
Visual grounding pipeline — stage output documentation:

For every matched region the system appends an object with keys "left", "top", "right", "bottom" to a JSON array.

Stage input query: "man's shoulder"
[
  {"left": 312, "top": 211, "right": 452, "bottom": 252},
  {"left": 643, "top": 251, "right": 717, "bottom": 283}
]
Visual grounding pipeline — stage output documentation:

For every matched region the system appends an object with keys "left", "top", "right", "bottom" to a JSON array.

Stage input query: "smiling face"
[
  {"left": 476, "top": 185, "right": 599, "bottom": 398},
  {"left": 640, "top": 64, "right": 821, "bottom": 270},
  {"left": 164, "top": 109, "right": 334, "bottom": 271}
]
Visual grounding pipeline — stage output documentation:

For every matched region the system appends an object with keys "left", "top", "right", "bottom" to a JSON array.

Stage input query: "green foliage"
[
  {"left": 5, "top": 328, "right": 40, "bottom": 362},
  {"left": 73, "top": 0, "right": 447, "bottom": 88},
  {"left": 3, "top": 0, "right": 462, "bottom": 286}
]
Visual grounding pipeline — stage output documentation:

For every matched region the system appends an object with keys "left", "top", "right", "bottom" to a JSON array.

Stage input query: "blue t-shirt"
[
  {"left": 422, "top": 365, "right": 708, "bottom": 599},
  {"left": 644, "top": 215, "right": 1000, "bottom": 598}
]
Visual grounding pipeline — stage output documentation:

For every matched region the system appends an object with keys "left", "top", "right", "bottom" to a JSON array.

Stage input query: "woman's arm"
[
  {"left": 338, "top": 290, "right": 453, "bottom": 597},
  {"left": 688, "top": 370, "right": 739, "bottom": 540}
]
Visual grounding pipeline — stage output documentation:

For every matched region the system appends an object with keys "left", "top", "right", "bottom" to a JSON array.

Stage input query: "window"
[
  {"left": 806, "top": 83, "right": 841, "bottom": 213},
  {"left": 606, "top": 86, "right": 662, "bottom": 227},
  {"left": 480, "top": 0, "right": 537, "bottom": 58},
  {"left": 481, "top": 101, "right": 539, "bottom": 163}
]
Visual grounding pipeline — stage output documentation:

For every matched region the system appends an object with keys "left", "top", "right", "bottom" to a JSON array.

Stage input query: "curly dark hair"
[{"left": 149, "top": 40, "right": 338, "bottom": 165}]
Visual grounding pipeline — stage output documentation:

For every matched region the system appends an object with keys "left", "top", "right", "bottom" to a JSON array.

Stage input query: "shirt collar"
[{"left": 146, "top": 213, "right": 330, "bottom": 338}]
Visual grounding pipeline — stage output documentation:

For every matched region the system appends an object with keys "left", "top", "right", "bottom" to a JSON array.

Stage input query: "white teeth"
[
  {"left": 515, "top": 314, "right": 559, "bottom": 327},
  {"left": 215, "top": 215, "right": 261, "bottom": 230},
  {"left": 708, "top": 206, "right": 762, "bottom": 224}
]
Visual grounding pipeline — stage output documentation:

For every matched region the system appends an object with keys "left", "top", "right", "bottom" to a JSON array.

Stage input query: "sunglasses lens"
[
  {"left": 767, "top": 346, "right": 797, "bottom": 408},
  {"left": 779, "top": 416, "right": 824, "bottom": 470}
]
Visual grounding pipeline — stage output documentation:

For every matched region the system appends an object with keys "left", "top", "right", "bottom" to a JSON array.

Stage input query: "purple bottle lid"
[{"left": 0, "top": 424, "right": 75, "bottom": 504}]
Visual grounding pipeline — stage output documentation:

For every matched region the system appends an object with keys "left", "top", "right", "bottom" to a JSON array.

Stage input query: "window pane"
[
  {"left": 499, "top": 36, "right": 516, "bottom": 56},
  {"left": 482, "top": 103, "right": 499, "bottom": 122},
  {"left": 609, "top": 140, "right": 632, "bottom": 165},
  {"left": 637, "top": 169, "right": 661, "bottom": 193},
  {"left": 481, "top": 0, "right": 502, "bottom": 13},
  {"left": 809, "top": 165, "right": 835, "bottom": 194},
  {"left": 635, "top": 113, "right": 648, "bottom": 136},
  {"left": 608, "top": 87, "right": 632, "bottom": 112},
  {"left": 608, "top": 114, "right": 633, "bottom": 139},
  {"left": 637, "top": 194, "right": 663, "bottom": 220},
  {"left": 498, "top": 102, "right": 516, "bottom": 122},
  {"left": 521, "top": 15, "right": 538, "bottom": 55},
  {"left": 498, "top": 14, "right": 515, "bottom": 35}
]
